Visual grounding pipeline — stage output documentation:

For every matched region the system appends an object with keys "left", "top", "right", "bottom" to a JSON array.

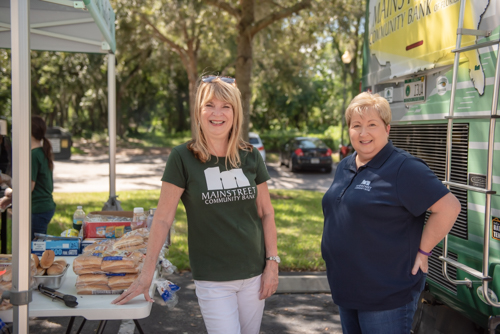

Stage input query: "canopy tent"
[{"left": 0, "top": 0, "right": 118, "bottom": 331}]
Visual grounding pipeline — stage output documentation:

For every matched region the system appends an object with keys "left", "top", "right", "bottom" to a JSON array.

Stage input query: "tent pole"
[
  {"left": 108, "top": 53, "right": 116, "bottom": 200},
  {"left": 10, "top": 0, "right": 32, "bottom": 332}
]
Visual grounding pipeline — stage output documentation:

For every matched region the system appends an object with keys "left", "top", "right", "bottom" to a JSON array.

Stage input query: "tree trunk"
[
  {"left": 236, "top": 34, "right": 253, "bottom": 141},
  {"left": 236, "top": 0, "right": 255, "bottom": 141},
  {"left": 186, "top": 45, "right": 199, "bottom": 137},
  {"left": 188, "top": 74, "right": 197, "bottom": 137},
  {"left": 203, "top": 0, "right": 310, "bottom": 141}
]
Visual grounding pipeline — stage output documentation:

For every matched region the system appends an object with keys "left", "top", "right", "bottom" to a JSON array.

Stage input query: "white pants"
[{"left": 194, "top": 274, "right": 265, "bottom": 334}]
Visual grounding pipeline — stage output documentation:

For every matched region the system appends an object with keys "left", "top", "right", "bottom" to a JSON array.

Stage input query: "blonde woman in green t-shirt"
[{"left": 113, "top": 76, "right": 279, "bottom": 334}]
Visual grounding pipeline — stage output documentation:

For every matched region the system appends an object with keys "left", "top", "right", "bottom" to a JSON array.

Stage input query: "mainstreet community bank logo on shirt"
[
  {"left": 355, "top": 180, "right": 372, "bottom": 192},
  {"left": 202, "top": 167, "right": 256, "bottom": 204}
]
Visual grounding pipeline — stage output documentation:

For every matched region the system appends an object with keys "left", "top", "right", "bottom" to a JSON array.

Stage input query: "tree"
[
  {"left": 203, "top": 0, "right": 312, "bottom": 139},
  {"left": 328, "top": 0, "right": 365, "bottom": 109},
  {"left": 130, "top": 0, "right": 236, "bottom": 135}
]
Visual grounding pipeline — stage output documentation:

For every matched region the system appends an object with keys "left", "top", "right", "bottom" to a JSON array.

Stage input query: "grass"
[
  {"left": 71, "top": 146, "right": 86, "bottom": 155},
  {"left": 3, "top": 189, "right": 326, "bottom": 272}
]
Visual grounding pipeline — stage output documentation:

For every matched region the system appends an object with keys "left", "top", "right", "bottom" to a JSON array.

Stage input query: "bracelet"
[{"left": 418, "top": 248, "right": 432, "bottom": 257}]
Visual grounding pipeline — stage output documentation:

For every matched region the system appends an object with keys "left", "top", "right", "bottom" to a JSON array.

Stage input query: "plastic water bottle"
[
  {"left": 73, "top": 206, "right": 85, "bottom": 231},
  {"left": 146, "top": 208, "right": 156, "bottom": 231},
  {"left": 132, "top": 207, "right": 146, "bottom": 230}
]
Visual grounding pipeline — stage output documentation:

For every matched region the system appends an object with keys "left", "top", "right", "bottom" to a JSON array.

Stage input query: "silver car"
[{"left": 249, "top": 132, "right": 266, "bottom": 162}]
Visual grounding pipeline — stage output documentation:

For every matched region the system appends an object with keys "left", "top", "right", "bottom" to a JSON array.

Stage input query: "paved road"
[{"left": 53, "top": 154, "right": 335, "bottom": 193}]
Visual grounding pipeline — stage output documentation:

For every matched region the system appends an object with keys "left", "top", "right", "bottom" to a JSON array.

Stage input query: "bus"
[{"left": 362, "top": 0, "right": 500, "bottom": 332}]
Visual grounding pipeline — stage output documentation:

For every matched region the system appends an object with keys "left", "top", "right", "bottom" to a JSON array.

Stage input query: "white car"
[{"left": 249, "top": 132, "right": 266, "bottom": 162}]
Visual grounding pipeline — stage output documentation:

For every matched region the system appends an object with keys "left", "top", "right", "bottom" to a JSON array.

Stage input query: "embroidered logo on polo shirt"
[
  {"left": 201, "top": 167, "right": 256, "bottom": 204},
  {"left": 355, "top": 180, "right": 372, "bottom": 191}
]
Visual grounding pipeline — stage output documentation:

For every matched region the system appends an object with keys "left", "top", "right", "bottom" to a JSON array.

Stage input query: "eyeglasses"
[{"left": 201, "top": 75, "right": 236, "bottom": 84}]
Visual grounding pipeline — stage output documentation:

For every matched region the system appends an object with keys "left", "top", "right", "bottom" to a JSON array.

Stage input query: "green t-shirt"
[
  {"left": 162, "top": 143, "right": 270, "bottom": 281},
  {"left": 32, "top": 147, "right": 55, "bottom": 214}
]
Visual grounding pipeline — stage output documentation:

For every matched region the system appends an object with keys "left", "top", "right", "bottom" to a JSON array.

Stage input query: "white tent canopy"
[
  {"left": 0, "top": 0, "right": 115, "bottom": 53},
  {"left": 0, "top": 0, "right": 117, "bottom": 332}
]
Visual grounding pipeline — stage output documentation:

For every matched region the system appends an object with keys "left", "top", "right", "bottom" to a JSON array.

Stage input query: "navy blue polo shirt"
[{"left": 321, "top": 141, "right": 449, "bottom": 311}]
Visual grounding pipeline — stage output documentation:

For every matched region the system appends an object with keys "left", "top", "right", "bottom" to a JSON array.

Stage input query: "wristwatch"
[{"left": 266, "top": 256, "right": 281, "bottom": 264}]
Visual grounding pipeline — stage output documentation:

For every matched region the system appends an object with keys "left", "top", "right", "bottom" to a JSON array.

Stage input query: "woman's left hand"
[
  {"left": 259, "top": 261, "right": 279, "bottom": 300},
  {"left": 411, "top": 252, "right": 429, "bottom": 275}
]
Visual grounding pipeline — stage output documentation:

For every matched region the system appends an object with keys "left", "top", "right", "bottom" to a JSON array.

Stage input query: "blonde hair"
[
  {"left": 345, "top": 92, "right": 391, "bottom": 127},
  {"left": 188, "top": 77, "right": 252, "bottom": 168}
]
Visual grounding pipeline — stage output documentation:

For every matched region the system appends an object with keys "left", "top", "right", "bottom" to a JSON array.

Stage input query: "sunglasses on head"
[{"left": 201, "top": 75, "right": 236, "bottom": 84}]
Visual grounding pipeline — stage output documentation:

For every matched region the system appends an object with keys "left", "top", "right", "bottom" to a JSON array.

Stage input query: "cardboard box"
[
  {"left": 31, "top": 237, "right": 81, "bottom": 256},
  {"left": 84, "top": 211, "right": 133, "bottom": 238}
]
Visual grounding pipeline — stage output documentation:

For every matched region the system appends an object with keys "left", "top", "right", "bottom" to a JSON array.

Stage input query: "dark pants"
[
  {"left": 338, "top": 276, "right": 426, "bottom": 334},
  {"left": 31, "top": 209, "right": 55, "bottom": 240}
]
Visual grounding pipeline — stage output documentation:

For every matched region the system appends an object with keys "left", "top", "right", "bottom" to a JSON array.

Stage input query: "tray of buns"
[
  {"left": 33, "top": 251, "right": 70, "bottom": 289},
  {"left": 34, "top": 263, "right": 70, "bottom": 289}
]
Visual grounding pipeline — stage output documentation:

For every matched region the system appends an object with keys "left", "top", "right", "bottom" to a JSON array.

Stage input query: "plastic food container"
[{"left": 34, "top": 264, "right": 70, "bottom": 289}]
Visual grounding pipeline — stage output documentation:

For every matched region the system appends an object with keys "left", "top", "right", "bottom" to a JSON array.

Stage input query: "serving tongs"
[{"left": 38, "top": 284, "right": 78, "bottom": 308}]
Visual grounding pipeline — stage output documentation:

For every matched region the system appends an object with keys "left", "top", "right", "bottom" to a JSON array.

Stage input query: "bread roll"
[
  {"left": 73, "top": 267, "right": 102, "bottom": 275},
  {"left": 83, "top": 240, "right": 115, "bottom": 253},
  {"left": 114, "top": 244, "right": 147, "bottom": 252},
  {"left": 40, "top": 250, "right": 55, "bottom": 269},
  {"left": 101, "top": 258, "right": 137, "bottom": 271},
  {"left": 47, "top": 263, "right": 65, "bottom": 275},
  {"left": 30, "top": 259, "right": 37, "bottom": 277},
  {"left": 76, "top": 284, "right": 110, "bottom": 295},
  {"left": 73, "top": 255, "right": 103, "bottom": 272},
  {"left": 36, "top": 266, "right": 46, "bottom": 276},
  {"left": 31, "top": 254, "right": 39, "bottom": 268},
  {"left": 54, "top": 259, "right": 67, "bottom": 267},
  {"left": 113, "top": 235, "right": 143, "bottom": 250},
  {"left": 76, "top": 274, "right": 108, "bottom": 286},
  {"left": 105, "top": 267, "right": 139, "bottom": 274},
  {"left": 108, "top": 274, "right": 138, "bottom": 288}
]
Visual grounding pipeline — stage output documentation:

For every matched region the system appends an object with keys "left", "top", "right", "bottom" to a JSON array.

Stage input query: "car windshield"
[
  {"left": 249, "top": 138, "right": 260, "bottom": 145},
  {"left": 298, "top": 139, "right": 326, "bottom": 149}
]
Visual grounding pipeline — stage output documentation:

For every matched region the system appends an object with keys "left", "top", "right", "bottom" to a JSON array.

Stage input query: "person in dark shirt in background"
[
  {"left": 0, "top": 116, "right": 56, "bottom": 240},
  {"left": 321, "top": 92, "right": 461, "bottom": 334}
]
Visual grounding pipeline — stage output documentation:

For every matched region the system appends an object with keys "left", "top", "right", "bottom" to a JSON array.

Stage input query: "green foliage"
[
  {"left": 0, "top": 1, "right": 366, "bottom": 138},
  {"left": 0, "top": 50, "right": 11, "bottom": 119}
]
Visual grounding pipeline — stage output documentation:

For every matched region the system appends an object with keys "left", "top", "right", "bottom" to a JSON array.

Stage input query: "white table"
[{"left": 0, "top": 257, "right": 156, "bottom": 333}]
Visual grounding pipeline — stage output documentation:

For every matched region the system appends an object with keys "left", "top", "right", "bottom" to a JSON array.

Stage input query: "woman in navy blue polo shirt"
[{"left": 321, "top": 92, "right": 461, "bottom": 334}]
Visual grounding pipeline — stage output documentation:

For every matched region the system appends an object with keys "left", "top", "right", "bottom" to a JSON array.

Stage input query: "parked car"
[
  {"left": 249, "top": 132, "right": 266, "bottom": 162},
  {"left": 280, "top": 137, "right": 332, "bottom": 173}
]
